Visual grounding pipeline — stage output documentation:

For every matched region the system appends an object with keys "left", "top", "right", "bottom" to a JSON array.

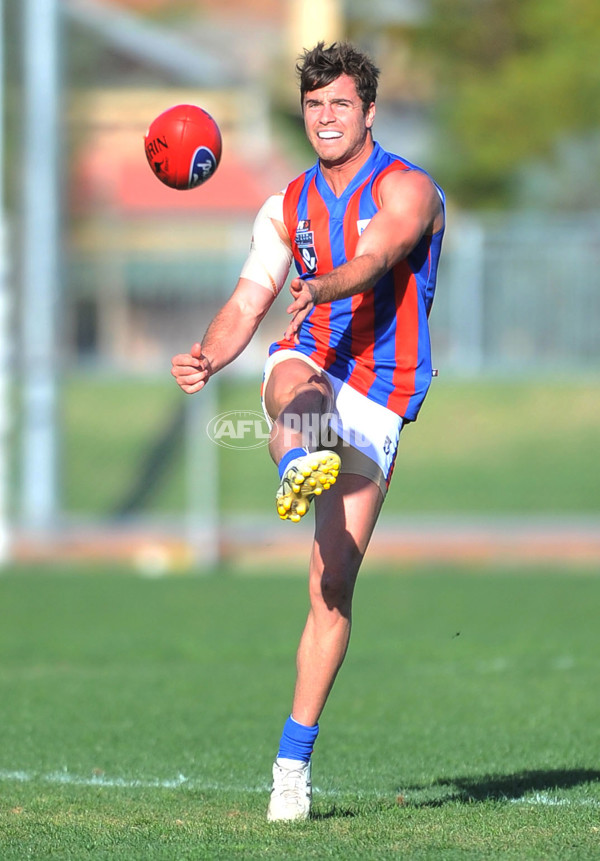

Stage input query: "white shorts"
[{"left": 262, "top": 350, "right": 403, "bottom": 495}]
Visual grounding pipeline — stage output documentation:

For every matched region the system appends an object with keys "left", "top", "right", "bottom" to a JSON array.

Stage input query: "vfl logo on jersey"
[
  {"left": 357, "top": 218, "right": 371, "bottom": 236},
  {"left": 295, "top": 220, "right": 318, "bottom": 274},
  {"left": 189, "top": 146, "right": 217, "bottom": 188}
]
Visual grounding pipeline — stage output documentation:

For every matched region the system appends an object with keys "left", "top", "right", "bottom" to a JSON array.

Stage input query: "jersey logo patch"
[
  {"left": 357, "top": 218, "right": 371, "bottom": 235},
  {"left": 295, "top": 220, "right": 318, "bottom": 274}
]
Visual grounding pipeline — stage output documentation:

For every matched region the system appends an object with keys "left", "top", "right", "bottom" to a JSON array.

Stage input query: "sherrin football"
[{"left": 144, "top": 104, "right": 222, "bottom": 190}]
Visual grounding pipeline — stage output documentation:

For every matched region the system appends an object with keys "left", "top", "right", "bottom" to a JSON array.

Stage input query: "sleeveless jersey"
[{"left": 269, "top": 141, "right": 445, "bottom": 421}]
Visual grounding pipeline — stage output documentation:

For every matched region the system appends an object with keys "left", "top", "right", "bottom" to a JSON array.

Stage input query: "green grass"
[
  {"left": 1, "top": 565, "right": 600, "bottom": 858},
  {"left": 60, "top": 375, "right": 600, "bottom": 517},
  {"left": 61, "top": 377, "right": 186, "bottom": 515}
]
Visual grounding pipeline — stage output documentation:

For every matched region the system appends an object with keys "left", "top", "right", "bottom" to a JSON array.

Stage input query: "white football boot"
[
  {"left": 276, "top": 450, "right": 341, "bottom": 522},
  {"left": 266, "top": 757, "right": 312, "bottom": 822}
]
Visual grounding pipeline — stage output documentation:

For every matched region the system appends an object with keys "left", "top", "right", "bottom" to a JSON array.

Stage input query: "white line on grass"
[
  {"left": 0, "top": 769, "right": 268, "bottom": 794},
  {"left": 510, "top": 792, "right": 600, "bottom": 808},
  {"left": 2, "top": 770, "right": 600, "bottom": 807}
]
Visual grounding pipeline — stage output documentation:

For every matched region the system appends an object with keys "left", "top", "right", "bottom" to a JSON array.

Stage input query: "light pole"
[{"left": 20, "top": 0, "right": 61, "bottom": 532}]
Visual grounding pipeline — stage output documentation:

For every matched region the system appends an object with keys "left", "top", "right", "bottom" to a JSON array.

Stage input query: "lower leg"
[
  {"left": 291, "top": 600, "right": 353, "bottom": 727},
  {"left": 276, "top": 582, "right": 353, "bottom": 760},
  {"left": 269, "top": 384, "right": 329, "bottom": 465},
  {"left": 270, "top": 381, "right": 340, "bottom": 522},
  {"left": 264, "top": 359, "right": 333, "bottom": 466}
]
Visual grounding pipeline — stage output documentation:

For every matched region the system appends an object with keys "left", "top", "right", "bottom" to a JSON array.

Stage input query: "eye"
[{"left": 331, "top": 101, "right": 354, "bottom": 112}]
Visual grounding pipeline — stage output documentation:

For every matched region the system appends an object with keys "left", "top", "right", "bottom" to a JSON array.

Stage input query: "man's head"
[
  {"left": 297, "top": 43, "right": 380, "bottom": 168},
  {"left": 296, "top": 42, "right": 380, "bottom": 116}
]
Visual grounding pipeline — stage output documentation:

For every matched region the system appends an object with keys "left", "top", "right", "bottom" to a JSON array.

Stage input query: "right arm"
[
  {"left": 171, "top": 277, "right": 275, "bottom": 394},
  {"left": 171, "top": 192, "right": 292, "bottom": 394}
]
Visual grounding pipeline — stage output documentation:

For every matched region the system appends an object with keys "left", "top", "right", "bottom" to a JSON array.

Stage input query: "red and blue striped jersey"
[{"left": 269, "top": 142, "right": 445, "bottom": 421}]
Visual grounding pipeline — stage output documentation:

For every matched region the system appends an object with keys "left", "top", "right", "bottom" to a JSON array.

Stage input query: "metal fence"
[
  {"left": 65, "top": 210, "right": 600, "bottom": 378},
  {"left": 433, "top": 212, "right": 600, "bottom": 375}
]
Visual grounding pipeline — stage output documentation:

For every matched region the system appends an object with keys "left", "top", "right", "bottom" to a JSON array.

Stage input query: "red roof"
[
  {"left": 73, "top": 130, "right": 300, "bottom": 217},
  {"left": 119, "top": 151, "right": 275, "bottom": 213}
]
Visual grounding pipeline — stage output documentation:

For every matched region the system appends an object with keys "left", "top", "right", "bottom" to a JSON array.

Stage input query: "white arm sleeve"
[{"left": 239, "top": 192, "right": 293, "bottom": 296}]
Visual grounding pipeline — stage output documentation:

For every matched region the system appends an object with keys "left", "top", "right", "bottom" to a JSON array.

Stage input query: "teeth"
[{"left": 318, "top": 131, "right": 342, "bottom": 139}]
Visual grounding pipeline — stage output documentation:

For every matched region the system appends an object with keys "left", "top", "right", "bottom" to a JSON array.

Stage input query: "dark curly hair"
[{"left": 296, "top": 41, "right": 380, "bottom": 114}]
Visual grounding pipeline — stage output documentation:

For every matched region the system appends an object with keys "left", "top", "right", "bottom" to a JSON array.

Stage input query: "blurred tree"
[{"left": 421, "top": 0, "right": 600, "bottom": 208}]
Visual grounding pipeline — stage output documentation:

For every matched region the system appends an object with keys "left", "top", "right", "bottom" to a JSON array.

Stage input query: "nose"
[{"left": 318, "top": 101, "right": 336, "bottom": 123}]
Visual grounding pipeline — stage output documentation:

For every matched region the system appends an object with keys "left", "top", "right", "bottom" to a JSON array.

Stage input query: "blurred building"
[
  {"left": 63, "top": 0, "right": 434, "bottom": 372},
  {"left": 68, "top": 86, "right": 293, "bottom": 369},
  {"left": 63, "top": 1, "right": 322, "bottom": 370},
  {"left": 15, "top": 0, "right": 600, "bottom": 378}
]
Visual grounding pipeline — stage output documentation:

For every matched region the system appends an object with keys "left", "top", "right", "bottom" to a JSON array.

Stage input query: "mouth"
[{"left": 317, "top": 131, "right": 343, "bottom": 140}]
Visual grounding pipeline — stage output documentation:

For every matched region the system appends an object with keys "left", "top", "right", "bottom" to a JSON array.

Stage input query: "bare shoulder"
[
  {"left": 378, "top": 168, "right": 444, "bottom": 231},
  {"left": 378, "top": 168, "right": 439, "bottom": 205}
]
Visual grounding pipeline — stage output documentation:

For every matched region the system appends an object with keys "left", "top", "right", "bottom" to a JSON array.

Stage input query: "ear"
[{"left": 365, "top": 102, "right": 376, "bottom": 130}]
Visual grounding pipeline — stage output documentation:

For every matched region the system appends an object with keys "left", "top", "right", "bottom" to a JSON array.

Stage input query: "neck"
[{"left": 319, "top": 137, "right": 375, "bottom": 196}]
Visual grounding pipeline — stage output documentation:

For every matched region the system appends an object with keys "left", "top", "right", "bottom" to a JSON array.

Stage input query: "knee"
[
  {"left": 278, "top": 380, "right": 329, "bottom": 417},
  {"left": 309, "top": 563, "right": 358, "bottom": 615},
  {"left": 266, "top": 365, "right": 331, "bottom": 421},
  {"left": 322, "top": 572, "right": 353, "bottom": 613}
]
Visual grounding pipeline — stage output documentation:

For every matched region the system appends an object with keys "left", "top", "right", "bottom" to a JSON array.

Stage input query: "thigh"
[
  {"left": 311, "top": 472, "right": 384, "bottom": 585},
  {"left": 324, "top": 371, "right": 403, "bottom": 486},
  {"left": 329, "top": 436, "right": 388, "bottom": 498}
]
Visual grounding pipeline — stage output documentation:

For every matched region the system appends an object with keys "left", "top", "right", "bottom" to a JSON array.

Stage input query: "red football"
[{"left": 144, "top": 104, "right": 222, "bottom": 190}]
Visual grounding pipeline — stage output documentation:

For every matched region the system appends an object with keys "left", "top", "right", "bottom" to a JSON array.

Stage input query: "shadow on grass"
[
  {"left": 311, "top": 805, "right": 358, "bottom": 821},
  {"left": 402, "top": 768, "right": 600, "bottom": 807},
  {"left": 309, "top": 769, "right": 600, "bottom": 819}
]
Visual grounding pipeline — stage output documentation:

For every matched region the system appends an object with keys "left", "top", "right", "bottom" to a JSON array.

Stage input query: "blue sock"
[
  {"left": 278, "top": 447, "right": 309, "bottom": 480},
  {"left": 277, "top": 715, "right": 319, "bottom": 762}
]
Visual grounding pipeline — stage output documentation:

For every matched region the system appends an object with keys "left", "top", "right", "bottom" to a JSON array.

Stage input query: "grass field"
[
  {"left": 1, "top": 565, "right": 600, "bottom": 858},
  {"left": 62, "top": 375, "right": 600, "bottom": 517}
]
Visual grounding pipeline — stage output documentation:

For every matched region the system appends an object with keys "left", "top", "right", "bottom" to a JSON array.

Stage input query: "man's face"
[{"left": 302, "top": 74, "right": 375, "bottom": 167}]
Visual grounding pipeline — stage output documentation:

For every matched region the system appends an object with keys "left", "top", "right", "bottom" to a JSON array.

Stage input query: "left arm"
[{"left": 285, "top": 169, "right": 443, "bottom": 341}]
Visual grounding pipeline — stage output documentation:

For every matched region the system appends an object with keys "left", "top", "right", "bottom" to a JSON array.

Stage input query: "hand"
[
  {"left": 284, "top": 277, "right": 316, "bottom": 343},
  {"left": 171, "top": 342, "right": 212, "bottom": 394}
]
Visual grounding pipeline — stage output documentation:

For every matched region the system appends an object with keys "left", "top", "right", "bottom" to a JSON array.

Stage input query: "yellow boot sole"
[{"left": 276, "top": 450, "right": 341, "bottom": 522}]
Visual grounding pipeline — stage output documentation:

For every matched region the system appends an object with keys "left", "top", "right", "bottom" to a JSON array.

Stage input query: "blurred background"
[{"left": 1, "top": 0, "right": 599, "bottom": 572}]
